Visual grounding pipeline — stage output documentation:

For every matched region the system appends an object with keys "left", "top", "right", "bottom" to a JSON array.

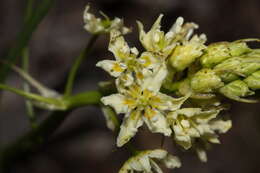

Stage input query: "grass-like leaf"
[{"left": 0, "top": 0, "right": 56, "bottom": 82}]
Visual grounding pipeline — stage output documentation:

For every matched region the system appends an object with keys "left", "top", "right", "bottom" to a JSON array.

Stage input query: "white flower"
[
  {"left": 119, "top": 149, "right": 181, "bottom": 173},
  {"left": 170, "top": 34, "right": 207, "bottom": 71},
  {"left": 137, "top": 14, "right": 199, "bottom": 58},
  {"left": 101, "top": 82, "right": 188, "bottom": 147},
  {"left": 167, "top": 108, "right": 232, "bottom": 149},
  {"left": 97, "top": 29, "right": 168, "bottom": 91},
  {"left": 83, "top": 5, "right": 131, "bottom": 34},
  {"left": 97, "top": 29, "right": 139, "bottom": 88}
]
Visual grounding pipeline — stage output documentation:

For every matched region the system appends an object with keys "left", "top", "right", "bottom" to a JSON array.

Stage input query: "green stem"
[
  {"left": 66, "top": 90, "right": 102, "bottom": 109},
  {"left": 0, "top": 90, "right": 102, "bottom": 171},
  {"left": 24, "top": 0, "right": 35, "bottom": 22},
  {"left": 64, "top": 35, "right": 98, "bottom": 97},
  {"left": 22, "top": 48, "right": 36, "bottom": 128},
  {"left": 22, "top": 0, "right": 36, "bottom": 128},
  {"left": 0, "top": 0, "right": 56, "bottom": 82},
  {"left": 0, "top": 84, "right": 67, "bottom": 110}
]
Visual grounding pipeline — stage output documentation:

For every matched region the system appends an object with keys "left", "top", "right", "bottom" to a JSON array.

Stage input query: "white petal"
[
  {"left": 142, "top": 64, "right": 168, "bottom": 92},
  {"left": 137, "top": 15, "right": 163, "bottom": 52},
  {"left": 101, "top": 106, "right": 116, "bottom": 131},
  {"left": 163, "top": 154, "right": 182, "bottom": 169},
  {"left": 175, "top": 108, "right": 202, "bottom": 117},
  {"left": 116, "top": 72, "right": 134, "bottom": 88},
  {"left": 143, "top": 108, "right": 172, "bottom": 136},
  {"left": 210, "top": 120, "right": 232, "bottom": 133},
  {"left": 150, "top": 159, "right": 163, "bottom": 173},
  {"left": 173, "top": 127, "right": 192, "bottom": 150},
  {"left": 117, "top": 111, "right": 143, "bottom": 147},
  {"left": 138, "top": 156, "right": 151, "bottom": 172},
  {"left": 109, "top": 30, "right": 131, "bottom": 61},
  {"left": 152, "top": 93, "right": 188, "bottom": 111},
  {"left": 138, "top": 52, "right": 161, "bottom": 70},
  {"left": 96, "top": 60, "right": 126, "bottom": 77},
  {"left": 169, "top": 17, "right": 184, "bottom": 35},
  {"left": 101, "top": 94, "right": 129, "bottom": 114},
  {"left": 196, "top": 148, "right": 207, "bottom": 162},
  {"left": 128, "top": 158, "right": 143, "bottom": 171},
  {"left": 148, "top": 149, "right": 167, "bottom": 159}
]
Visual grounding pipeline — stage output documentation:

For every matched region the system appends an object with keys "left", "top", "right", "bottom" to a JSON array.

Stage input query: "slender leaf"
[{"left": 0, "top": 0, "right": 56, "bottom": 82}]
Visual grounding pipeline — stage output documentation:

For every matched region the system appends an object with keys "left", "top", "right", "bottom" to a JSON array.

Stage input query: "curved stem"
[
  {"left": 0, "top": 90, "right": 102, "bottom": 171},
  {"left": 64, "top": 35, "right": 98, "bottom": 97}
]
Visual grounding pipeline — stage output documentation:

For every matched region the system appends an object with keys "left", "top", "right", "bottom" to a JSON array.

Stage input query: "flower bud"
[
  {"left": 190, "top": 69, "right": 224, "bottom": 93},
  {"left": 214, "top": 56, "right": 260, "bottom": 82},
  {"left": 170, "top": 35, "right": 206, "bottom": 71},
  {"left": 200, "top": 42, "right": 250, "bottom": 68},
  {"left": 244, "top": 70, "right": 260, "bottom": 90},
  {"left": 200, "top": 42, "right": 230, "bottom": 68},
  {"left": 219, "top": 80, "right": 255, "bottom": 103}
]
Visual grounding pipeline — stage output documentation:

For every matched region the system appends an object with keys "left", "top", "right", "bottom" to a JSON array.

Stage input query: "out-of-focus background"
[{"left": 1, "top": 0, "right": 260, "bottom": 172}]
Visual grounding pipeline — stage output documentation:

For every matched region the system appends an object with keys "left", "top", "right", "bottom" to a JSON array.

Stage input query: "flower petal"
[
  {"left": 142, "top": 64, "right": 168, "bottom": 92},
  {"left": 101, "top": 105, "right": 117, "bottom": 131},
  {"left": 96, "top": 60, "right": 126, "bottom": 77},
  {"left": 137, "top": 14, "right": 164, "bottom": 52},
  {"left": 196, "top": 147, "right": 207, "bottom": 162},
  {"left": 150, "top": 159, "right": 163, "bottom": 173},
  {"left": 162, "top": 154, "right": 182, "bottom": 169},
  {"left": 152, "top": 93, "right": 188, "bottom": 111},
  {"left": 101, "top": 94, "right": 130, "bottom": 114},
  {"left": 143, "top": 108, "right": 172, "bottom": 136},
  {"left": 148, "top": 149, "right": 167, "bottom": 159},
  {"left": 117, "top": 110, "right": 143, "bottom": 147},
  {"left": 109, "top": 30, "right": 131, "bottom": 61},
  {"left": 210, "top": 119, "right": 232, "bottom": 133}
]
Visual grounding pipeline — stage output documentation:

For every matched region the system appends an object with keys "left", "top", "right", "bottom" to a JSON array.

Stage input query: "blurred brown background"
[{"left": 1, "top": 0, "right": 260, "bottom": 172}]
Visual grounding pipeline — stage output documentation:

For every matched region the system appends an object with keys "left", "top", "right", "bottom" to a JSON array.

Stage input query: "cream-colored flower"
[
  {"left": 137, "top": 14, "right": 199, "bottom": 58},
  {"left": 170, "top": 34, "right": 207, "bottom": 71},
  {"left": 167, "top": 108, "right": 232, "bottom": 149},
  {"left": 97, "top": 29, "right": 168, "bottom": 91},
  {"left": 83, "top": 5, "right": 130, "bottom": 34},
  {"left": 101, "top": 82, "right": 188, "bottom": 147},
  {"left": 97, "top": 30, "right": 139, "bottom": 86},
  {"left": 119, "top": 149, "right": 181, "bottom": 173}
]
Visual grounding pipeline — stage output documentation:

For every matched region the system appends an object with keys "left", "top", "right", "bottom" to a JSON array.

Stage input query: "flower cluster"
[
  {"left": 79, "top": 5, "right": 260, "bottom": 173},
  {"left": 95, "top": 12, "right": 232, "bottom": 159}
]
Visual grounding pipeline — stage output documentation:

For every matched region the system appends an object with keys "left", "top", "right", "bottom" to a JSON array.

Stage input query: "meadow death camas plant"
[{"left": 1, "top": 3, "right": 260, "bottom": 173}]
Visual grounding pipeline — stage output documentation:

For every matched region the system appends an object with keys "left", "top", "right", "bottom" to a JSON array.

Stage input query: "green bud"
[
  {"left": 219, "top": 80, "right": 256, "bottom": 103},
  {"left": 229, "top": 42, "right": 251, "bottom": 56},
  {"left": 214, "top": 56, "right": 260, "bottom": 82},
  {"left": 200, "top": 42, "right": 251, "bottom": 68},
  {"left": 200, "top": 42, "right": 230, "bottom": 68},
  {"left": 191, "top": 69, "right": 224, "bottom": 93},
  {"left": 244, "top": 70, "right": 260, "bottom": 90}
]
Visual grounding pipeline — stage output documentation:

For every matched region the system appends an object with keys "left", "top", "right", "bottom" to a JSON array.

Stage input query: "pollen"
[{"left": 112, "top": 63, "right": 124, "bottom": 72}]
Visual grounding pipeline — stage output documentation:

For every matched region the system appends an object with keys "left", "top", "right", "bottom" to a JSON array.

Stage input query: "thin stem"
[
  {"left": 64, "top": 35, "right": 98, "bottom": 97},
  {"left": 0, "top": 90, "right": 102, "bottom": 171},
  {"left": 0, "top": 84, "right": 67, "bottom": 110},
  {"left": 24, "top": 0, "right": 35, "bottom": 22},
  {"left": 0, "top": 0, "right": 56, "bottom": 82},
  {"left": 22, "top": 48, "right": 36, "bottom": 128},
  {"left": 22, "top": 0, "right": 36, "bottom": 128}
]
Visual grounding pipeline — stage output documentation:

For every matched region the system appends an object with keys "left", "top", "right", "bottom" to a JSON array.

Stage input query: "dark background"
[{"left": 1, "top": 0, "right": 260, "bottom": 172}]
